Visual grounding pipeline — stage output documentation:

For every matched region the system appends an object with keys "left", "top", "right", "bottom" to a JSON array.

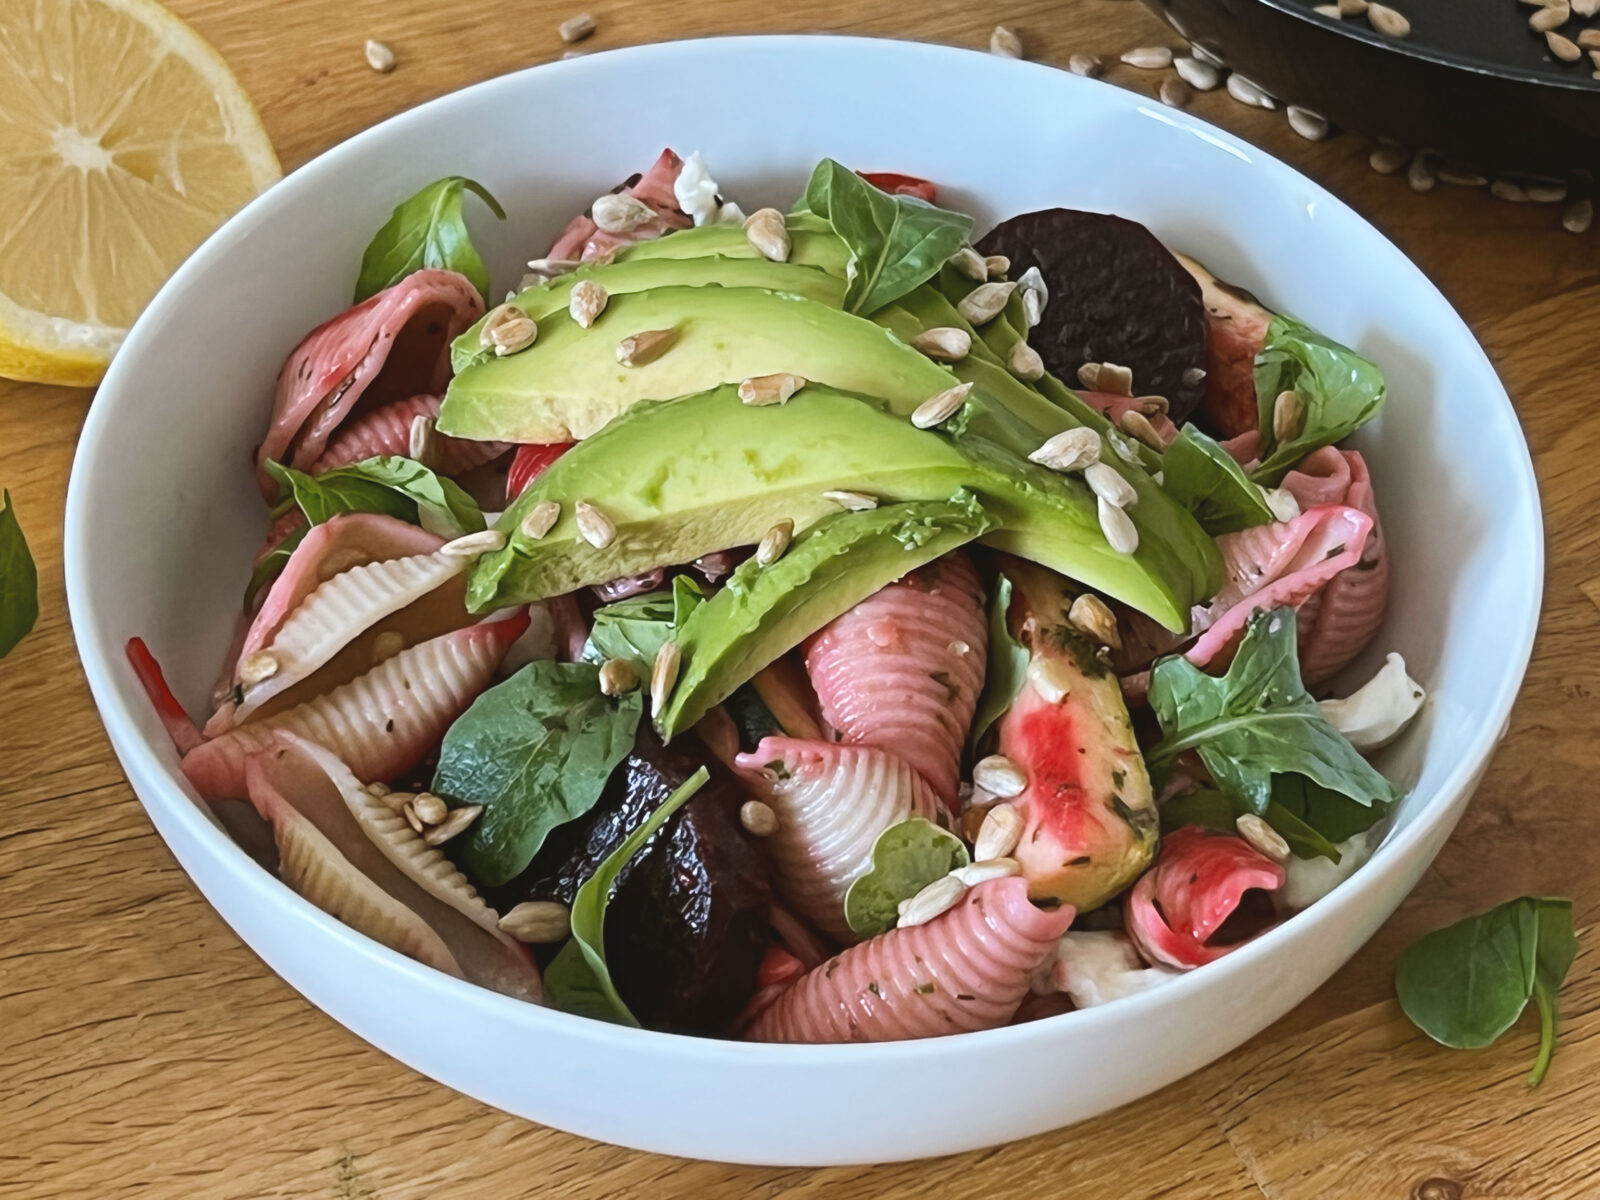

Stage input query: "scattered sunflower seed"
[
  {"left": 425, "top": 804, "right": 483, "bottom": 847},
  {"left": 1225, "top": 73, "right": 1276, "bottom": 109},
  {"left": 1097, "top": 361, "right": 1135, "bottom": 396},
  {"left": 1339, "top": 0, "right": 1369, "bottom": 13},
  {"left": 651, "top": 641, "right": 681, "bottom": 719},
  {"left": 1085, "top": 461, "right": 1139, "bottom": 508},
  {"left": 897, "top": 875, "right": 968, "bottom": 927},
  {"left": 912, "top": 381, "right": 974, "bottom": 428},
  {"left": 367, "top": 782, "right": 392, "bottom": 798},
  {"left": 1136, "top": 394, "right": 1171, "bottom": 416},
  {"left": 912, "top": 326, "right": 973, "bottom": 361},
  {"left": 1118, "top": 409, "right": 1165, "bottom": 450},
  {"left": 1028, "top": 427, "right": 1101, "bottom": 473},
  {"left": 949, "top": 246, "right": 988, "bottom": 281},
  {"left": 519, "top": 499, "right": 561, "bottom": 540},
  {"left": 1547, "top": 30, "right": 1583, "bottom": 61},
  {"left": 1287, "top": 105, "right": 1331, "bottom": 141},
  {"left": 756, "top": 519, "right": 794, "bottom": 566},
  {"left": 1236, "top": 813, "right": 1291, "bottom": 862},
  {"left": 1175, "top": 55, "right": 1223, "bottom": 89},
  {"left": 498, "top": 901, "right": 572, "bottom": 943},
  {"left": 984, "top": 254, "right": 1011, "bottom": 279},
  {"left": 364, "top": 38, "right": 396, "bottom": 74},
  {"left": 526, "top": 256, "right": 581, "bottom": 277},
  {"left": 1436, "top": 166, "right": 1488, "bottom": 187},
  {"left": 591, "top": 192, "right": 656, "bottom": 234},
  {"left": 1182, "top": 365, "right": 1208, "bottom": 387},
  {"left": 1580, "top": 28, "right": 1600, "bottom": 47},
  {"left": 598, "top": 657, "right": 639, "bottom": 696},
  {"left": 739, "top": 799, "right": 779, "bottom": 837},
  {"left": 1491, "top": 178, "right": 1529, "bottom": 202},
  {"left": 1121, "top": 45, "right": 1175, "bottom": 69},
  {"left": 1577, "top": 0, "right": 1600, "bottom": 17},
  {"left": 1564, "top": 197, "right": 1594, "bottom": 232},
  {"left": 239, "top": 651, "right": 279, "bottom": 685},
  {"left": 822, "top": 489, "right": 879, "bottom": 511},
  {"left": 616, "top": 326, "right": 678, "bottom": 366},
  {"left": 1017, "top": 265, "right": 1048, "bottom": 326},
  {"left": 403, "top": 801, "right": 425, "bottom": 835},
  {"left": 744, "top": 207, "right": 791, "bottom": 262},
  {"left": 481, "top": 304, "right": 538, "bottom": 355},
  {"left": 1529, "top": 2, "right": 1570, "bottom": 32},
  {"left": 1369, "top": 144, "right": 1411, "bottom": 175},
  {"left": 1159, "top": 76, "right": 1193, "bottom": 108},
  {"left": 957, "top": 281, "right": 1017, "bottom": 325},
  {"left": 1272, "top": 389, "right": 1306, "bottom": 443},
  {"left": 974, "top": 802, "right": 1025, "bottom": 861},
  {"left": 408, "top": 414, "right": 436, "bottom": 468},
  {"left": 558, "top": 12, "right": 596, "bottom": 43},
  {"left": 568, "top": 278, "right": 608, "bottom": 328},
  {"left": 1069, "top": 593, "right": 1122, "bottom": 649},
  {"left": 952, "top": 858, "right": 1022, "bottom": 886},
  {"left": 1367, "top": 2, "right": 1411, "bottom": 36},
  {"left": 412, "top": 793, "right": 449, "bottom": 826},
  {"left": 1026, "top": 655, "right": 1075, "bottom": 704},
  {"left": 1068, "top": 52, "right": 1105, "bottom": 77},
  {"left": 990, "top": 25, "right": 1024, "bottom": 58},
  {"left": 574, "top": 501, "right": 616, "bottom": 549},
  {"left": 973, "top": 754, "right": 1028, "bottom": 798},
  {"left": 1008, "top": 340, "right": 1046, "bottom": 381},
  {"left": 1313, "top": 3, "right": 1342, "bottom": 14},
  {"left": 441, "top": 528, "right": 508, "bottom": 558},
  {"left": 1098, "top": 497, "right": 1140, "bottom": 554},
  {"left": 1407, "top": 150, "right": 1438, "bottom": 193},
  {"left": 738, "top": 372, "right": 806, "bottom": 406}
]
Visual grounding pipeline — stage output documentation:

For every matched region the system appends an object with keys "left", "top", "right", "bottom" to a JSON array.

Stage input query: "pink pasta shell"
[
  {"left": 1125, "top": 826, "right": 1286, "bottom": 969},
  {"left": 547, "top": 148, "right": 693, "bottom": 262},
  {"left": 307, "top": 393, "right": 510, "bottom": 478}
]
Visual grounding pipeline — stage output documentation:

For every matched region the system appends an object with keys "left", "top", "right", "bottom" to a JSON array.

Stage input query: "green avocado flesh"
[
  {"left": 469, "top": 385, "right": 1203, "bottom": 630},
  {"left": 655, "top": 496, "right": 998, "bottom": 740},
  {"left": 606, "top": 210, "right": 847, "bottom": 271}
]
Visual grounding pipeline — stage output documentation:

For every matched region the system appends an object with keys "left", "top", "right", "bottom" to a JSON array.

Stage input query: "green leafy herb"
[
  {"left": 433, "top": 661, "right": 642, "bottom": 886},
  {"left": 1159, "top": 787, "right": 1344, "bottom": 863},
  {"left": 843, "top": 818, "right": 971, "bottom": 937},
  {"left": 567, "top": 765, "right": 709, "bottom": 1025},
  {"left": 801, "top": 159, "right": 974, "bottom": 315},
  {"left": 0, "top": 491, "right": 38, "bottom": 660},
  {"left": 1251, "top": 315, "right": 1387, "bottom": 485},
  {"left": 1162, "top": 424, "right": 1277, "bottom": 535},
  {"left": 968, "top": 573, "right": 1027, "bottom": 757},
  {"left": 1273, "top": 773, "right": 1390, "bottom": 847},
  {"left": 354, "top": 176, "right": 506, "bottom": 305},
  {"left": 266, "top": 456, "right": 486, "bottom": 539},
  {"left": 542, "top": 939, "right": 626, "bottom": 1023},
  {"left": 243, "top": 523, "right": 310, "bottom": 608},
  {"left": 582, "top": 576, "right": 705, "bottom": 683},
  {"left": 1396, "top": 897, "right": 1577, "bottom": 1087},
  {"left": 1146, "top": 607, "right": 1396, "bottom": 816}
]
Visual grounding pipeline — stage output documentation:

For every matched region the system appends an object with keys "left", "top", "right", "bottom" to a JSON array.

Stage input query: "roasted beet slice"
[
  {"left": 977, "top": 209, "right": 1207, "bottom": 422},
  {"left": 492, "top": 729, "right": 772, "bottom": 1034}
]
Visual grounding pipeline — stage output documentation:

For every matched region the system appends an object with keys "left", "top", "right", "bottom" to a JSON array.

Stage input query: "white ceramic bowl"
[{"left": 66, "top": 35, "right": 1542, "bottom": 1166}]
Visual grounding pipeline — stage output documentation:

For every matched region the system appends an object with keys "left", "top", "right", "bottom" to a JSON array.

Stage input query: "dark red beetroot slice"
[
  {"left": 976, "top": 209, "right": 1207, "bottom": 423},
  {"left": 1173, "top": 252, "right": 1276, "bottom": 440}
]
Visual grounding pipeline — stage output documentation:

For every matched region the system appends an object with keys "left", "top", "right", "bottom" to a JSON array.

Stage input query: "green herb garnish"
[
  {"left": 1162, "top": 423, "right": 1277, "bottom": 535},
  {"left": 1251, "top": 314, "right": 1387, "bottom": 484},
  {"left": 354, "top": 176, "right": 506, "bottom": 305}
]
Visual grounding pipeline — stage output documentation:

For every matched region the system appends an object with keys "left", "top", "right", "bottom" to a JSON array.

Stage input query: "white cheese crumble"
[
  {"left": 674, "top": 151, "right": 746, "bottom": 227},
  {"left": 1319, "top": 652, "right": 1426, "bottom": 751},
  {"left": 1051, "top": 930, "right": 1181, "bottom": 1008}
]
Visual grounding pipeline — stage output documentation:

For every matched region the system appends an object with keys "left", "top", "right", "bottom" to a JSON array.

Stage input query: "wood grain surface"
[{"left": 2, "top": 1, "right": 1597, "bottom": 1196}]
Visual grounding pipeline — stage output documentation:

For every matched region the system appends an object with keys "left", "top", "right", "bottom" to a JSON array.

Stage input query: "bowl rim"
[{"left": 65, "top": 32, "right": 1545, "bottom": 1064}]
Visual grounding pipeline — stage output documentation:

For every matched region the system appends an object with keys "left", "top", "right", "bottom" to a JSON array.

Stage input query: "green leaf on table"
[
  {"left": 843, "top": 817, "right": 971, "bottom": 938},
  {"left": 433, "top": 661, "right": 642, "bottom": 887},
  {"left": 1396, "top": 896, "right": 1577, "bottom": 1087},
  {"left": 1146, "top": 606, "right": 1396, "bottom": 816},
  {"left": 0, "top": 491, "right": 38, "bottom": 660},
  {"left": 968, "top": 572, "right": 1028, "bottom": 757},
  {"left": 1251, "top": 315, "right": 1387, "bottom": 485},
  {"left": 266, "top": 456, "right": 486, "bottom": 540},
  {"left": 1162, "top": 423, "right": 1277, "bottom": 535},
  {"left": 566, "top": 765, "right": 710, "bottom": 1026},
  {"left": 583, "top": 577, "right": 706, "bottom": 687},
  {"left": 801, "top": 158, "right": 974, "bottom": 315},
  {"left": 354, "top": 176, "right": 506, "bottom": 305}
]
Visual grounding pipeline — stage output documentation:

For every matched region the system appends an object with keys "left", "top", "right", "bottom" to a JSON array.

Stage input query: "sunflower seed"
[
  {"left": 1262, "top": 486, "right": 1301, "bottom": 522},
  {"left": 1085, "top": 461, "right": 1138, "bottom": 508},
  {"left": 651, "top": 641, "right": 681, "bottom": 718},
  {"left": 1121, "top": 45, "right": 1174, "bottom": 69},
  {"left": 952, "top": 857, "right": 1022, "bottom": 886},
  {"left": 1008, "top": 340, "right": 1045, "bottom": 381},
  {"left": 425, "top": 804, "right": 483, "bottom": 847},
  {"left": 1236, "top": 813, "right": 1291, "bottom": 862},
  {"left": 412, "top": 792, "right": 449, "bottom": 825},
  {"left": 756, "top": 519, "right": 794, "bottom": 566},
  {"left": 822, "top": 489, "right": 878, "bottom": 511},
  {"left": 1287, "top": 105, "right": 1330, "bottom": 140},
  {"left": 519, "top": 500, "right": 560, "bottom": 540},
  {"left": 407, "top": 414, "right": 436, "bottom": 468},
  {"left": 744, "top": 207, "right": 791, "bottom": 262},
  {"left": 1407, "top": 150, "right": 1438, "bottom": 193},
  {"left": 1183, "top": 365, "right": 1207, "bottom": 387},
  {"left": 897, "top": 875, "right": 968, "bottom": 927},
  {"left": 1094, "top": 361, "right": 1134, "bottom": 396},
  {"left": 1548, "top": 30, "right": 1583, "bottom": 60},
  {"left": 984, "top": 254, "right": 1011, "bottom": 278},
  {"left": 1529, "top": 2, "right": 1570, "bottom": 31},
  {"left": 1118, "top": 409, "right": 1165, "bottom": 450},
  {"left": 1436, "top": 166, "right": 1488, "bottom": 187},
  {"left": 974, "top": 802, "right": 1025, "bottom": 861},
  {"left": 403, "top": 801, "right": 425, "bottom": 834},
  {"left": 1136, "top": 394, "right": 1171, "bottom": 416},
  {"left": 738, "top": 372, "right": 806, "bottom": 406},
  {"left": 1491, "top": 177, "right": 1529, "bottom": 202},
  {"left": 441, "top": 529, "right": 508, "bottom": 558},
  {"left": 957, "top": 281, "right": 1017, "bottom": 325},
  {"left": 365, "top": 39, "right": 396, "bottom": 73},
  {"left": 1028, "top": 427, "right": 1101, "bottom": 473},
  {"left": 990, "top": 25, "right": 1024, "bottom": 58},
  {"left": 1098, "top": 496, "right": 1140, "bottom": 554},
  {"left": 1313, "top": 3, "right": 1341, "bottom": 14},
  {"left": 526, "top": 256, "right": 581, "bottom": 277},
  {"left": 974, "top": 754, "right": 1028, "bottom": 798},
  {"left": 1174, "top": 55, "right": 1222, "bottom": 89},
  {"left": 367, "top": 781, "right": 392, "bottom": 798},
  {"left": 559, "top": 12, "right": 595, "bottom": 42},
  {"left": 1580, "top": 28, "right": 1600, "bottom": 46},
  {"left": 598, "top": 657, "right": 639, "bottom": 696},
  {"left": 481, "top": 304, "right": 538, "bottom": 355},
  {"left": 1368, "top": 144, "right": 1411, "bottom": 174},
  {"left": 949, "top": 246, "right": 988, "bottom": 281},
  {"left": 1069, "top": 593, "right": 1122, "bottom": 648},
  {"left": 1017, "top": 266, "right": 1048, "bottom": 326},
  {"left": 1226, "top": 73, "right": 1276, "bottom": 108},
  {"left": 912, "top": 326, "right": 973, "bottom": 361},
  {"left": 591, "top": 192, "right": 656, "bottom": 234},
  {"left": 574, "top": 501, "right": 615, "bottom": 548},
  {"left": 1068, "top": 52, "right": 1104, "bottom": 77},
  {"left": 498, "top": 901, "right": 572, "bottom": 943},
  {"left": 1564, "top": 197, "right": 1594, "bottom": 232},
  {"left": 1577, "top": 0, "right": 1600, "bottom": 16},
  {"left": 1027, "top": 655, "right": 1075, "bottom": 704},
  {"left": 568, "top": 278, "right": 608, "bottom": 328},
  {"left": 912, "top": 381, "right": 973, "bottom": 428},
  {"left": 1077, "top": 362, "right": 1102, "bottom": 389},
  {"left": 1160, "top": 76, "right": 1194, "bottom": 108},
  {"left": 1192, "top": 43, "right": 1225, "bottom": 65},
  {"left": 1367, "top": 2, "right": 1411, "bottom": 36},
  {"left": 616, "top": 327, "right": 678, "bottom": 366},
  {"left": 239, "top": 651, "right": 280, "bottom": 685},
  {"left": 739, "top": 800, "right": 779, "bottom": 837},
  {"left": 1272, "top": 389, "right": 1306, "bottom": 443},
  {"left": 1339, "top": 0, "right": 1369, "bottom": 12}
]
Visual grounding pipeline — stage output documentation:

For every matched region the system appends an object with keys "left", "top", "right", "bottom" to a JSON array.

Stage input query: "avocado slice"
[
  {"left": 605, "top": 209, "right": 847, "bottom": 271},
  {"left": 469, "top": 385, "right": 1207, "bottom": 631},
  {"left": 655, "top": 495, "right": 998, "bottom": 740}
]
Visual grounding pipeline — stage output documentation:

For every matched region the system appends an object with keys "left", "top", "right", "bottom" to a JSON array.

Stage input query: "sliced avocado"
[
  {"left": 656, "top": 495, "right": 998, "bottom": 740},
  {"left": 606, "top": 209, "right": 847, "bottom": 272},
  {"left": 469, "top": 385, "right": 1209, "bottom": 631}
]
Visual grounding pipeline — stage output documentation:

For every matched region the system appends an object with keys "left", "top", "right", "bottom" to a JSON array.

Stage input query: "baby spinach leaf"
[
  {"left": 1396, "top": 897, "right": 1576, "bottom": 1087},
  {"left": 542, "top": 939, "right": 627, "bottom": 1023},
  {"left": 567, "top": 765, "right": 709, "bottom": 1025},
  {"left": 1146, "top": 607, "right": 1396, "bottom": 816},
  {"left": 968, "top": 572, "right": 1027, "bottom": 757},
  {"left": 583, "top": 576, "right": 705, "bottom": 684},
  {"left": 433, "top": 661, "right": 642, "bottom": 886},
  {"left": 1251, "top": 315, "right": 1387, "bottom": 485},
  {"left": 354, "top": 176, "right": 506, "bottom": 305},
  {"left": 843, "top": 818, "right": 971, "bottom": 938},
  {"left": 1158, "top": 786, "right": 1344, "bottom": 863},
  {"left": 802, "top": 158, "right": 973, "bottom": 315},
  {"left": 0, "top": 491, "right": 38, "bottom": 661},
  {"left": 1162, "top": 424, "right": 1277, "bottom": 535},
  {"left": 265, "top": 456, "right": 486, "bottom": 539},
  {"left": 1273, "top": 773, "right": 1391, "bottom": 847}
]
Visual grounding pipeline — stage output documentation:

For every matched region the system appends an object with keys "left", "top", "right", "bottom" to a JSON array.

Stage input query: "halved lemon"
[{"left": 0, "top": 0, "right": 280, "bottom": 387}]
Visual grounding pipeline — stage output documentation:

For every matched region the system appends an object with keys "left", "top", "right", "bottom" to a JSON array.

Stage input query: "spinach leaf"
[
  {"left": 354, "top": 176, "right": 506, "bottom": 305},
  {"left": 266, "top": 456, "right": 486, "bottom": 539},
  {"left": 1273, "top": 773, "right": 1390, "bottom": 847},
  {"left": 567, "top": 766, "right": 709, "bottom": 1025},
  {"left": 672, "top": 573, "right": 706, "bottom": 626},
  {"left": 1396, "top": 897, "right": 1576, "bottom": 1086},
  {"left": 968, "top": 572, "right": 1027, "bottom": 757},
  {"left": 1146, "top": 607, "right": 1396, "bottom": 816},
  {"left": 542, "top": 939, "right": 626, "bottom": 1023},
  {"left": 0, "top": 491, "right": 38, "bottom": 661},
  {"left": 1163, "top": 424, "right": 1277, "bottom": 535},
  {"left": 433, "top": 661, "right": 642, "bottom": 886},
  {"left": 1159, "top": 786, "right": 1344, "bottom": 863},
  {"left": 843, "top": 818, "right": 971, "bottom": 938},
  {"left": 583, "top": 577, "right": 705, "bottom": 683},
  {"left": 1251, "top": 315, "right": 1387, "bottom": 485},
  {"left": 802, "top": 159, "right": 973, "bottom": 315}
]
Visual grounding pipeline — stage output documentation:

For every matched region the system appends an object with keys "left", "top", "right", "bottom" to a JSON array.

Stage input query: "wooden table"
[{"left": 3, "top": 0, "right": 1597, "bottom": 1194}]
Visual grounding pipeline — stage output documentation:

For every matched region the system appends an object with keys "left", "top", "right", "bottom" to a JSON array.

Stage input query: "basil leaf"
[
  {"left": 0, "top": 491, "right": 38, "bottom": 660},
  {"left": 1163, "top": 424, "right": 1277, "bottom": 535},
  {"left": 1159, "top": 786, "right": 1344, "bottom": 863},
  {"left": 354, "top": 176, "right": 506, "bottom": 305},
  {"left": 433, "top": 661, "right": 642, "bottom": 886},
  {"left": 843, "top": 817, "right": 970, "bottom": 938},
  {"left": 567, "top": 765, "right": 709, "bottom": 1025},
  {"left": 968, "top": 572, "right": 1027, "bottom": 757},
  {"left": 582, "top": 577, "right": 705, "bottom": 684},
  {"left": 542, "top": 939, "right": 626, "bottom": 1023},
  {"left": 1396, "top": 897, "right": 1575, "bottom": 1087},
  {"left": 265, "top": 456, "right": 486, "bottom": 539},
  {"left": 802, "top": 158, "right": 973, "bottom": 314},
  {"left": 243, "top": 523, "right": 309, "bottom": 608},
  {"left": 1146, "top": 607, "right": 1396, "bottom": 815},
  {"left": 1251, "top": 315, "right": 1387, "bottom": 485}
]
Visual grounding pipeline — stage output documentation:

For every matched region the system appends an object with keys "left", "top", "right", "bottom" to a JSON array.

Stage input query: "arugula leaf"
[
  {"left": 433, "top": 661, "right": 642, "bottom": 886},
  {"left": 968, "top": 572, "right": 1027, "bottom": 757},
  {"left": 1146, "top": 607, "right": 1396, "bottom": 816},
  {"left": 801, "top": 159, "right": 973, "bottom": 314},
  {"left": 266, "top": 456, "right": 486, "bottom": 539},
  {"left": 582, "top": 576, "right": 705, "bottom": 683},
  {"left": 354, "top": 176, "right": 506, "bottom": 305},
  {"left": 0, "top": 491, "right": 38, "bottom": 661},
  {"left": 1251, "top": 315, "right": 1387, "bottom": 485},
  {"left": 844, "top": 817, "right": 970, "bottom": 938},
  {"left": 1396, "top": 897, "right": 1577, "bottom": 1087},
  {"left": 567, "top": 766, "right": 709, "bottom": 1025},
  {"left": 1162, "top": 424, "right": 1277, "bottom": 535},
  {"left": 1159, "top": 786, "right": 1344, "bottom": 863}
]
